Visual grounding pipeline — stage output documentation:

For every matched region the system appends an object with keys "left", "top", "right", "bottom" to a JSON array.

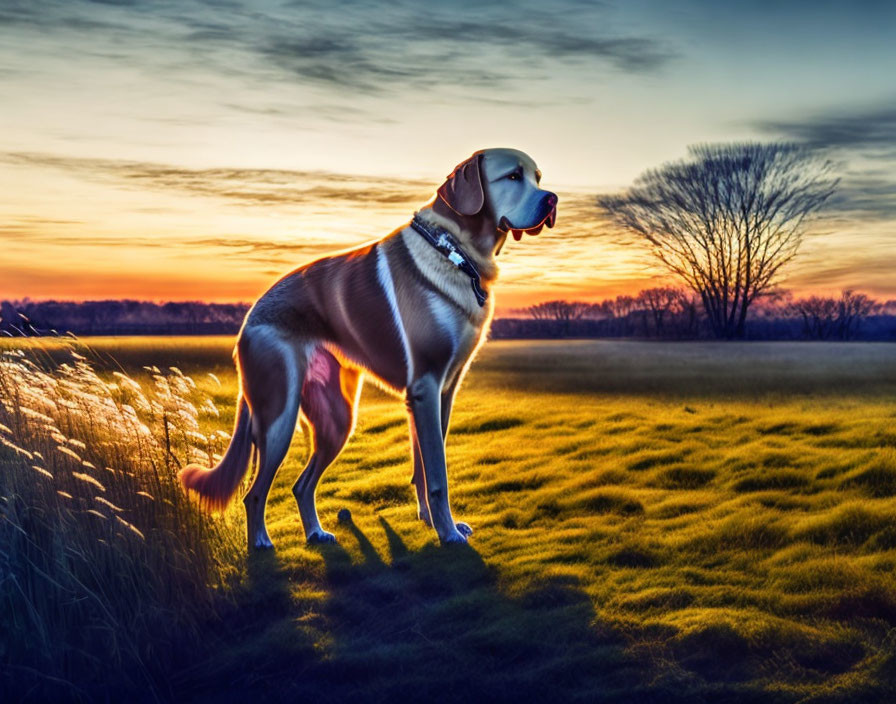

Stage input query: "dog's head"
[{"left": 437, "top": 148, "right": 557, "bottom": 241}]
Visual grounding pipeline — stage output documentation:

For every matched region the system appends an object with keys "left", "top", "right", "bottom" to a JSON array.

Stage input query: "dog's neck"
[{"left": 420, "top": 199, "right": 505, "bottom": 283}]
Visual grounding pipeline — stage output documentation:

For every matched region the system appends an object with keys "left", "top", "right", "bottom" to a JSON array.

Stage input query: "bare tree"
[
  {"left": 836, "top": 290, "right": 879, "bottom": 340},
  {"left": 601, "top": 295, "right": 637, "bottom": 336},
  {"left": 526, "top": 300, "right": 589, "bottom": 322},
  {"left": 789, "top": 295, "right": 839, "bottom": 339},
  {"left": 610, "top": 295, "right": 637, "bottom": 319},
  {"left": 526, "top": 300, "right": 590, "bottom": 336},
  {"left": 636, "top": 287, "right": 681, "bottom": 336},
  {"left": 597, "top": 143, "right": 838, "bottom": 338},
  {"left": 673, "top": 289, "right": 702, "bottom": 338},
  {"left": 787, "top": 290, "right": 880, "bottom": 340}
]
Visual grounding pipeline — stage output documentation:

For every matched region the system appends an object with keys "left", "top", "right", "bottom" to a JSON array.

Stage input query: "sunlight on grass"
[{"left": 2, "top": 337, "right": 895, "bottom": 701}]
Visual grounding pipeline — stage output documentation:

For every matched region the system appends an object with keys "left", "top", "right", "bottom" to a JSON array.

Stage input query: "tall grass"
[{"left": 0, "top": 340, "right": 241, "bottom": 701}]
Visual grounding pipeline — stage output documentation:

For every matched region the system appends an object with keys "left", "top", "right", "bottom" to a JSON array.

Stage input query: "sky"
[{"left": 1, "top": 0, "right": 895, "bottom": 312}]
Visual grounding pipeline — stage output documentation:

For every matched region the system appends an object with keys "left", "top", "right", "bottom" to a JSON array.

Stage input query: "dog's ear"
[{"left": 437, "top": 152, "right": 485, "bottom": 216}]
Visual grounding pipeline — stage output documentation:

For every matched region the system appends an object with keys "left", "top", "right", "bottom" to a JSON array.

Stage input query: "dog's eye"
[{"left": 507, "top": 172, "right": 521, "bottom": 181}]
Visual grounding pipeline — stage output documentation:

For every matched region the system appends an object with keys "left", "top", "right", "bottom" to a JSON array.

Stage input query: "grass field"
[{"left": 3, "top": 337, "right": 896, "bottom": 702}]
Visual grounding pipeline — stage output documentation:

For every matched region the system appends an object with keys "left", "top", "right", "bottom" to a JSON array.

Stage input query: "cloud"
[
  {"left": 185, "top": 237, "right": 341, "bottom": 265},
  {"left": 2, "top": 151, "right": 434, "bottom": 208},
  {"left": 252, "top": 3, "right": 675, "bottom": 94},
  {"left": 753, "top": 101, "right": 896, "bottom": 223},
  {"left": 0, "top": 0, "right": 141, "bottom": 39},
  {"left": 0, "top": 228, "right": 341, "bottom": 274},
  {"left": 1, "top": 0, "right": 676, "bottom": 103},
  {"left": 755, "top": 101, "right": 896, "bottom": 154},
  {"left": 824, "top": 173, "right": 896, "bottom": 222},
  {"left": 754, "top": 101, "right": 896, "bottom": 153}
]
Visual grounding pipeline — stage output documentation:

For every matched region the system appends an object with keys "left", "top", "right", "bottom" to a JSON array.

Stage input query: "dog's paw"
[
  {"left": 440, "top": 528, "right": 468, "bottom": 545},
  {"left": 455, "top": 522, "right": 473, "bottom": 537},
  {"left": 251, "top": 535, "right": 275, "bottom": 551},
  {"left": 306, "top": 529, "right": 338, "bottom": 545}
]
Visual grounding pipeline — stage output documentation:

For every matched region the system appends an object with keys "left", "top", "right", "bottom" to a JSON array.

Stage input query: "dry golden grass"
[
  {"left": 0, "top": 339, "right": 242, "bottom": 700},
  {"left": 2, "top": 337, "right": 895, "bottom": 702}
]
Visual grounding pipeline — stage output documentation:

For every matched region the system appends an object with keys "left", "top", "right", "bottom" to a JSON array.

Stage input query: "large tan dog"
[{"left": 180, "top": 148, "right": 557, "bottom": 549}]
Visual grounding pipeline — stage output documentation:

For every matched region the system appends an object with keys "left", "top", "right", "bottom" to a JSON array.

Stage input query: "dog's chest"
[
  {"left": 402, "top": 289, "right": 483, "bottom": 382},
  {"left": 382, "top": 231, "right": 492, "bottom": 383}
]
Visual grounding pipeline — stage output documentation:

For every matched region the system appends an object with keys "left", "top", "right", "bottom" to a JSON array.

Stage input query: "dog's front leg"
[
  {"left": 411, "top": 377, "right": 463, "bottom": 530},
  {"left": 408, "top": 374, "right": 466, "bottom": 544},
  {"left": 410, "top": 437, "right": 432, "bottom": 527},
  {"left": 438, "top": 379, "right": 472, "bottom": 538}
]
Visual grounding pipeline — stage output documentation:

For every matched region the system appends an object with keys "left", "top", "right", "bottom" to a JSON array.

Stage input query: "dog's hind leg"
[
  {"left": 238, "top": 325, "right": 306, "bottom": 550},
  {"left": 293, "top": 348, "right": 361, "bottom": 543}
]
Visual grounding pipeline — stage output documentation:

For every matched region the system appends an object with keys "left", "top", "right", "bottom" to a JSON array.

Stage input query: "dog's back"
[{"left": 245, "top": 235, "right": 411, "bottom": 393}]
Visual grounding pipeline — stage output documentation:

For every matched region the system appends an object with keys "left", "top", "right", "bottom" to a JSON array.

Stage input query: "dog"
[{"left": 179, "top": 148, "right": 558, "bottom": 550}]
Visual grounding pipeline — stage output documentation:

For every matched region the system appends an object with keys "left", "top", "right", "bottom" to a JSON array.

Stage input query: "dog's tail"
[{"left": 179, "top": 397, "right": 253, "bottom": 510}]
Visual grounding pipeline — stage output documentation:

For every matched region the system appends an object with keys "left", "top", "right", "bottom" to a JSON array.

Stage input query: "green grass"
[{"left": 3, "top": 338, "right": 896, "bottom": 702}]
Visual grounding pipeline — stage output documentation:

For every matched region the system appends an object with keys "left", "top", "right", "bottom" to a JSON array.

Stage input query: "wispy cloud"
[
  {"left": 825, "top": 173, "right": 896, "bottom": 223},
  {"left": 254, "top": 5, "right": 674, "bottom": 94},
  {"left": 1, "top": 151, "right": 434, "bottom": 208},
  {"left": 0, "top": 0, "right": 676, "bottom": 104},
  {"left": 753, "top": 100, "right": 896, "bottom": 223},
  {"left": 756, "top": 101, "right": 896, "bottom": 155}
]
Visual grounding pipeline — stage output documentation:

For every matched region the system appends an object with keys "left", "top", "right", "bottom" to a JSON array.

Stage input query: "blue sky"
[{"left": 1, "top": 0, "right": 894, "bottom": 305}]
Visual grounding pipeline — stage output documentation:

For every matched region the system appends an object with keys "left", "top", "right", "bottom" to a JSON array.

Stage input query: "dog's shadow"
[{"left": 188, "top": 516, "right": 643, "bottom": 703}]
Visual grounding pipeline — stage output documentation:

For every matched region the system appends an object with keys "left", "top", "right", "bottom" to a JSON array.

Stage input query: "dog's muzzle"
[{"left": 503, "top": 192, "right": 558, "bottom": 241}]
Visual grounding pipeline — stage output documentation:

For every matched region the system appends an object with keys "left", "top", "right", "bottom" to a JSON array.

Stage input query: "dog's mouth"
[{"left": 502, "top": 207, "right": 557, "bottom": 241}]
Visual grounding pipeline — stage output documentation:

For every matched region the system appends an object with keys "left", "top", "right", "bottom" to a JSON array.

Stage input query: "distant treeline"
[
  {"left": 2, "top": 290, "right": 895, "bottom": 340},
  {"left": 496, "top": 289, "right": 896, "bottom": 341},
  {"left": 0, "top": 299, "right": 250, "bottom": 336}
]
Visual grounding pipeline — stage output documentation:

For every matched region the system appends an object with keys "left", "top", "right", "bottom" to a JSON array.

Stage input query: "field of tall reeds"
[{"left": 0, "top": 339, "right": 241, "bottom": 701}]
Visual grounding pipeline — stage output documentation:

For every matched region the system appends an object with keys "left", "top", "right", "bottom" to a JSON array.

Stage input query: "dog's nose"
[{"left": 542, "top": 192, "right": 558, "bottom": 228}]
